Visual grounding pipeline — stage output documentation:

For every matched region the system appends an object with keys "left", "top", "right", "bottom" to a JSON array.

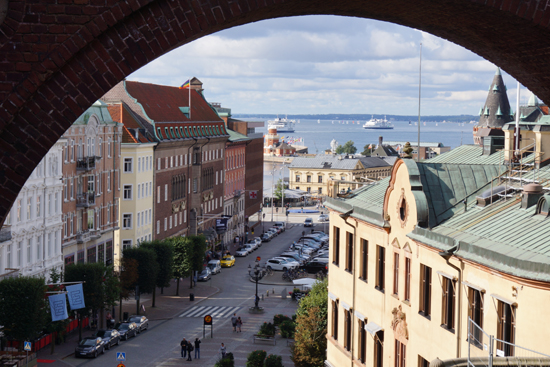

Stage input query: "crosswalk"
[{"left": 179, "top": 305, "right": 241, "bottom": 319}]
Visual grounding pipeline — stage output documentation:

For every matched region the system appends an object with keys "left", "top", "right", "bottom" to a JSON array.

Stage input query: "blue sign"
[
  {"left": 66, "top": 284, "right": 85, "bottom": 310},
  {"left": 116, "top": 352, "right": 126, "bottom": 361},
  {"left": 23, "top": 341, "right": 31, "bottom": 351},
  {"left": 48, "top": 293, "right": 68, "bottom": 322}
]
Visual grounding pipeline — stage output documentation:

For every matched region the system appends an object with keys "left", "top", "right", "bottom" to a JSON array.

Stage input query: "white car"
[
  {"left": 244, "top": 244, "right": 255, "bottom": 252},
  {"left": 245, "top": 240, "right": 258, "bottom": 251},
  {"left": 235, "top": 247, "right": 249, "bottom": 257},
  {"left": 253, "top": 237, "right": 262, "bottom": 247},
  {"left": 266, "top": 258, "right": 298, "bottom": 271},
  {"left": 318, "top": 214, "right": 329, "bottom": 222},
  {"left": 271, "top": 257, "right": 301, "bottom": 268}
]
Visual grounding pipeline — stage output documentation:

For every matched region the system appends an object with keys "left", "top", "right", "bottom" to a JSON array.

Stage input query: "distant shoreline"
[{"left": 233, "top": 114, "right": 477, "bottom": 123}]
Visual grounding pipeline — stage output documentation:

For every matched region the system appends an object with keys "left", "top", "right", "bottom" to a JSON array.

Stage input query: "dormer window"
[{"left": 157, "top": 127, "right": 163, "bottom": 140}]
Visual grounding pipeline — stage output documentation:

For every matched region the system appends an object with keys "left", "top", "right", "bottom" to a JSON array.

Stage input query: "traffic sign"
[
  {"left": 204, "top": 315, "right": 212, "bottom": 325},
  {"left": 117, "top": 364, "right": 125, "bottom": 367},
  {"left": 23, "top": 341, "right": 31, "bottom": 351},
  {"left": 116, "top": 352, "right": 126, "bottom": 361},
  {"left": 256, "top": 256, "right": 261, "bottom": 262}
]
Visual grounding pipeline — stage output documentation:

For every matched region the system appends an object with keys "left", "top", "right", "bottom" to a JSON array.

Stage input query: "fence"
[{"left": 468, "top": 318, "right": 550, "bottom": 367}]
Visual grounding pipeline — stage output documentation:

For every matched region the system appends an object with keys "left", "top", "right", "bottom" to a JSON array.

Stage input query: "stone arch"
[{"left": 3, "top": 0, "right": 550, "bottom": 222}]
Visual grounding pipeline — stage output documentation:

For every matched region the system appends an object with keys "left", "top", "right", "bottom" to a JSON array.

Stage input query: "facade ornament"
[
  {"left": 172, "top": 203, "right": 179, "bottom": 213},
  {"left": 391, "top": 305, "right": 409, "bottom": 344},
  {"left": 402, "top": 142, "right": 413, "bottom": 159},
  {"left": 180, "top": 201, "right": 186, "bottom": 210}
]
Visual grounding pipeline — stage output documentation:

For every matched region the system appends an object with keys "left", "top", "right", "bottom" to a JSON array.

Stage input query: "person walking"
[
  {"left": 219, "top": 343, "right": 227, "bottom": 359},
  {"left": 236, "top": 317, "right": 243, "bottom": 332},
  {"left": 194, "top": 338, "right": 201, "bottom": 359},
  {"left": 180, "top": 338, "right": 188, "bottom": 358},
  {"left": 231, "top": 313, "right": 238, "bottom": 332},
  {"left": 186, "top": 341, "right": 193, "bottom": 361}
]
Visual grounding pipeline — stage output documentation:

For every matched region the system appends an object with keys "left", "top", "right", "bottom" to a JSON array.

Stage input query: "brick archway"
[{"left": 2, "top": 0, "right": 550, "bottom": 222}]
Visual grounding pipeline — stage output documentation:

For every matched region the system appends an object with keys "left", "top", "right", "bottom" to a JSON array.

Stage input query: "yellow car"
[{"left": 220, "top": 255, "right": 235, "bottom": 267}]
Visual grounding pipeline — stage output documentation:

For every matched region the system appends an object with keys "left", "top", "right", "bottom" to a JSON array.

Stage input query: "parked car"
[
  {"left": 304, "top": 218, "right": 313, "bottom": 227},
  {"left": 207, "top": 260, "right": 222, "bottom": 274},
  {"left": 246, "top": 240, "right": 258, "bottom": 250},
  {"left": 273, "top": 222, "right": 286, "bottom": 232},
  {"left": 114, "top": 322, "right": 138, "bottom": 340},
  {"left": 279, "top": 253, "right": 307, "bottom": 265},
  {"left": 244, "top": 244, "right": 255, "bottom": 253},
  {"left": 301, "top": 260, "right": 329, "bottom": 274},
  {"left": 93, "top": 329, "right": 120, "bottom": 350},
  {"left": 221, "top": 255, "right": 235, "bottom": 267},
  {"left": 253, "top": 237, "right": 263, "bottom": 247},
  {"left": 318, "top": 214, "right": 329, "bottom": 222},
  {"left": 75, "top": 336, "right": 105, "bottom": 358},
  {"left": 271, "top": 257, "right": 300, "bottom": 268},
  {"left": 267, "top": 229, "right": 278, "bottom": 237},
  {"left": 235, "top": 247, "right": 249, "bottom": 257},
  {"left": 261, "top": 233, "right": 271, "bottom": 242},
  {"left": 266, "top": 258, "right": 298, "bottom": 271},
  {"left": 127, "top": 315, "right": 149, "bottom": 333},
  {"left": 198, "top": 268, "right": 212, "bottom": 281}
]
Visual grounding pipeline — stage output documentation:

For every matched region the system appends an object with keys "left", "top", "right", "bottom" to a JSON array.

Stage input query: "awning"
[
  {"left": 292, "top": 278, "right": 318, "bottom": 286},
  {"left": 365, "top": 321, "right": 383, "bottom": 336},
  {"left": 341, "top": 301, "right": 351, "bottom": 311},
  {"left": 328, "top": 292, "right": 338, "bottom": 302},
  {"left": 437, "top": 270, "right": 457, "bottom": 281},
  {"left": 490, "top": 293, "right": 518, "bottom": 307},
  {"left": 462, "top": 281, "right": 486, "bottom": 293},
  {"left": 354, "top": 310, "right": 365, "bottom": 321}
]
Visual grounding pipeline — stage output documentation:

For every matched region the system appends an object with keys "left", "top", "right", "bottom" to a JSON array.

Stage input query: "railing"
[
  {"left": 76, "top": 229, "right": 99, "bottom": 244},
  {"left": 76, "top": 156, "right": 100, "bottom": 171},
  {"left": 76, "top": 192, "right": 95, "bottom": 207}
]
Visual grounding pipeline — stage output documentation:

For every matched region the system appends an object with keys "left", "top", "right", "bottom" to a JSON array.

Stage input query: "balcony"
[
  {"left": 76, "top": 156, "right": 100, "bottom": 171},
  {"left": 76, "top": 192, "right": 96, "bottom": 207},
  {"left": 76, "top": 229, "right": 100, "bottom": 244}
]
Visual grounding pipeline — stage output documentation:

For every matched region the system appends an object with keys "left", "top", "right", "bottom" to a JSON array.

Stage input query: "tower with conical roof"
[{"left": 473, "top": 68, "right": 513, "bottom": 146}]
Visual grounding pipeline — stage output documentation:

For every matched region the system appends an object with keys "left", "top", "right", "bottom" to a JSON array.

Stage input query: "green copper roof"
[
  {"left": 479, "top": 107, "right": 483, "bottom": 116},
  {"left": 485, "top": 106, "right": 490, "bottom": 115},
  {"left": 493, "top": 84, "right": 499, "bottom": 92},
  {"left": 227, "top": 129, "right": 250, "bottom": 142},
  {"left": 426, "top": 145, "right": 504, "bottom": 165},
  {"left": 496, "top": 106, "right": 503, "bottom": 116},
  {"left": 528, "top": 93, "right": 539, "bottom": 107},
  {"left": 495, "top": 67, "right": 502, "bottom": 76}
]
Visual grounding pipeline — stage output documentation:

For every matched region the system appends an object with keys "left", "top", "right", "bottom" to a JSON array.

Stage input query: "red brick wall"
[{"left": 245, "top": 137, "right": 263, "bottom": 219}]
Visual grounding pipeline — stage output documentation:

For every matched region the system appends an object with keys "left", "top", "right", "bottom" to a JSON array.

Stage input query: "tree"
[
  {"left": 291, "top": 278, "right": 328, "bottom": 367},
  {"left": 335, "top": 140, "right": 357, "bottom": 155},
  {"left": 187, "top": 235, "right": 207, "bottom": 289},
  {"left": 141, "top": 240, "right": 174, "bottom": 307},
  {"left": 45, "top": 267, "right": 70, "bottom": 354},
  {"left": 118, "top": 257, "right": 139, "bottom": 320},
  {"left": 0, "top": 276, "right": 47, "bottom": 349},
  {"left": 273, "top": 179, "right": 287, "bottom": 201},
  {"left": 122, "top": 247, "right": 159, "bottom": 313},
  {"left": 362, "top": 143, "right": 373, "bottom": 156},
  {"left": 171, "top": 236, "right": 193, "bottom": 296}
]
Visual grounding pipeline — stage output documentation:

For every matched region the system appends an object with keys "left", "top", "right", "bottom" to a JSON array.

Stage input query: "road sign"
[
  {"left": 256, "top": 256, "right": 261, "bottom": 262},
  {"left": 204, "top": 315, "right": 212, "bottom": 325},
  {"left": 117, "top": 364, "right": 125, "bottom": 367},
  {"left": 23, "top": 341, "right": 31, "bottom": 351},
  {"left": 116, "top": 352, "right": 126, "bottom": 361}
]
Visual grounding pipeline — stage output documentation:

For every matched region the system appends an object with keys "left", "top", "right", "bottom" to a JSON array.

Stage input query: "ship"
[
  {"left": 362, "top": 115, "right": 394, "bottom": 130},
  {"left": 267, "top": 116, "right": 295, "bottom": 132}
]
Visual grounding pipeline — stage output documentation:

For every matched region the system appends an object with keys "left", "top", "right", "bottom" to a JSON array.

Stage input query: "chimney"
[
  {"left": 522, "top": 183, "right": 544, "bottom": 209},
  {"left": 378, "top": 136, "right": 383, "bottom": 147}
]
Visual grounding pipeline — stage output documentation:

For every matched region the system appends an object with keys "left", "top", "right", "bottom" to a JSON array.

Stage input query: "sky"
[{"left": 128, "top": 15, "right": 533, "bottom": 116}]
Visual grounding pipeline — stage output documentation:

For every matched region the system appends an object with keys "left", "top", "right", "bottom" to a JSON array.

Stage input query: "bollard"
[
  {"left": 261, "top": 294, "right": 264, "bottom": 301},
  {"left": 266, "top": 290, "right": 269, "bottom": 297},
  {"left": 272, "top": 288, "right": 275, "bottom": 294}
]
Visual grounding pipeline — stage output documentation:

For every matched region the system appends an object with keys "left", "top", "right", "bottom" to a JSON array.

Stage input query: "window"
[
  {"left": 318, "top": 175, "right": 323, "bottom": 183},
  {"left": 123, "top": 185, "right": 132, "bottom": 200},
  {"left": 36, "top": 196, "right": 41, "bottom": 218},
  {"left": 122, "top": 240, "right": 132, "bottom": 250},
  {"left": 393, "top": 252, "right": 399, "bottom": 296},
  {"left": 496, "top": 300, "right": 515, "bottom": 356},
  {"left": 360, "top": 239, "right": 368, "bottom": 281},
  {"left": 296, "top": 175, "right": 301, "bottom": 182},
  {"left": 344, "top": 309, "right": 352, "bottom": 351},
  {"left": 358, "top": 319, "right": 366, "bottom": 363},
  {"left": 333, "top": 226, "right": 340, "bottom": 266},
  {"left": 419, "top": 264, "right": 432, "bottom": 317},
  {"left": 87, "top": 246, "right": 96, "bottom": 263},
  {"left": 157, "top": 186, "right": 160, "bottom": 203},
  {"left": 374, "top": 331, "right": 384, "bottom": 367},
  {"left": 107, "top": 172, "right": 111, "bottom": 191},
  {"left": 345, "top": 231, "right": 353, "bottom": 272},
  {"left": 441, "top": 276, "right": 455, "bottom": 331},
  {"left": 376, "top": 245, "right": 385, "bottom": 292},
  {"left": 137, "top": 212, "right": 141, "bottom": 228},
  {"left": 156, "top": 220, "right": 160, "bottom": 234},
  {"left": 123, "top": 158, "right": 133, "bottom": 172},
  {"left": 193, "top": 178, "right": 198, "bottom": 193},
  {"left": 164, "top": 218, "right": 167, "bottom": 231},
  {"left": 77, "top": 251, "right": 84, "bottom": 264},
  {"left": 395, "top": 340, "right": 406, "bottom": 367},
  {"left": 138, "top": 157, "right": 141, "bottom": 172},
  {"left": 98, "top": 244, "right": 104, "bottom": 263},
  {"left": 404, "top": 258, "right": 411, "bottom": 302},
  {"left": 418, "top": 356, "right": 430, "bottom": 367},
  {"left": 27, "top": 197, "right": 32, "bottom": 220},
  {"left": 307, "top": 175, "right": 311, "bottom": 183},
  {"left": 331, "top": 300, "right": 339, "bottom": 340},
  {"left": 318, "top": 187, "right": 322, "bottom": 194},
  {"left": 468, "top": 287, "right": 484, "bottom": 347},
  {"left": 165, "top": 184, "right": 168, "bottom": 201},
  {"left": 26, "top": 239, "right": 31, "bottom": 263},
  {"left": 157, "top": 158, "right": 161, "bottom": 170},
  {"left": 122, "top": 214, "right": 132, "bottom": 229}
]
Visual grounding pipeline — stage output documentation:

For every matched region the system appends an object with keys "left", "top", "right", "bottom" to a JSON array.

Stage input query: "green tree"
[
  {"left": 291, "top": 278, "right": 328, "bottom": 367},
  {"left": 122, "top": 247, "right": 159, "bottom": 313},
  {"left": 273, "top": 179, "right": 287, "bottom": 201},
  {"left": 0, "top": 276, "right": 47, "bottom": 349},
  {"left": 171, "top": 236, "right": 193, "bottom": 296},
  {"left": 118, "top": 256, "right": 139, "bottom": 320},
  {"left": 336, "top": 140, "right": 357, "bottom": 155},
  {"left": 45, "top": 267, "right": 70, "bottom": 354},
  {"left": 141, "top": 240, "right": 174, "bottom": 307},
  {"left": 362, "top": 143, "right": 373, "bottom": 156},
  {"left": 188, "top": 235, "right": 207, "bottom": 289}
]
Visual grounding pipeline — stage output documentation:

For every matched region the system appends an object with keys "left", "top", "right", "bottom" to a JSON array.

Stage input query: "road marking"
[{"left": 179, "top": 305, "right": 241, "bottom": 318}]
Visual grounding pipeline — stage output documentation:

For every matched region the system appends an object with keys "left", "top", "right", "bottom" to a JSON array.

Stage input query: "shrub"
[
  {"left": 247, "top": 350, "right": 267, "bottom": 367},
  {"left": 258, "top": 322, "right": 276, "bottom": 336},
  {"left": 273, "top": 314, "right": 291, "bottom": 326},
  {"left": 215, "top": 355, "right": 234, "bottom": 367},
  {"left": 280, "top": 319, "right": 296, "bottom": 339},
  {"left": 264, "top": 354, "right": 284, "bottom": 367}
]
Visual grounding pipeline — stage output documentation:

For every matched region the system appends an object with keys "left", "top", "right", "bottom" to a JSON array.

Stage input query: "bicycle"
[{"left": 265, "top": 267, "right": 274, "bottom": 276}]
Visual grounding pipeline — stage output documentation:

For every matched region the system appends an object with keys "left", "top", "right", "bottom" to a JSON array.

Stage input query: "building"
[
  {"left": 108, "top": 103, "right": 157, "bottom": 256},
  {"left": 61, "top": 101, "right": 122, "bottom": 266},
  {"left": 288, "top": 154, "right": 392, "bottom": 197},
  {"left": 0, "top": 140, "right": 65, "bottom": 280},
  {"left": 264, "top": 127, "right": 296, "bottom": 156},
  {"left": 102, "top": 79, "right": 229, "bottom": 246},
  {"left": 222, "top": 129, "right": 250, "bottom": 246},
  {"left": 324, "top": 142, "right": 550, "bottom": 367}
]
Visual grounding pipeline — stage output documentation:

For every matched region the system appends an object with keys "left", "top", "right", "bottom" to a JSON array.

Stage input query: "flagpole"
[
  {"left": 189, "top": 77, "right": 191, "bottom": 120},
  {"left": 417, "top": 43, "right": 422, "bottom": 162}
]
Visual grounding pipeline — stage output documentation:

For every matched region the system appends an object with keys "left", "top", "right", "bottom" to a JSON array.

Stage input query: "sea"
[{"left": 238, "top": 118, "right": 477, "bottom": 191}]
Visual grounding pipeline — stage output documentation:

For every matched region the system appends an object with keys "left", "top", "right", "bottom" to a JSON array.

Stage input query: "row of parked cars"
[
  {"left": 75, "top": 315, "right": 149, "bottom": 358},
  {"left": 197, "top": 254, "right": 238, "bottom": 281},
  {"left": 235, "top": 222, "right": 287, "bottom": 257},
  {"left": 265, "top": 231, "right": 330, "bottom": 273}
]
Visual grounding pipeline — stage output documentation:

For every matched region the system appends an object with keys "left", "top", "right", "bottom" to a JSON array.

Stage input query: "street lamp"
[
  {"left": 251, "top": 262, "right": 264, "bottom": 309},
  {"left": 271, "top": 158, "right": 275, "bottom": 222}
]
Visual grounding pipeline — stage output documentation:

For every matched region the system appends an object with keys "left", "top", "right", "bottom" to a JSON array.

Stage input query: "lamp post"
[
  {"left": 249, "top": 262, "right": 263, "bottom": 309},
  {"left": 271, "top": 158, "right": 275, "bottom": 222}
]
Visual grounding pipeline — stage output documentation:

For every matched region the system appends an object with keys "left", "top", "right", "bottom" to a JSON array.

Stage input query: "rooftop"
[{"left": 289, "top": 154, "right": 389, "bottom": 170}]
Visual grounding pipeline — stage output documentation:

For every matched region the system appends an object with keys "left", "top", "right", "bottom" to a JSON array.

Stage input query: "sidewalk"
[{"left": 36, "top": 278, "right": 219, "bottom": 366}]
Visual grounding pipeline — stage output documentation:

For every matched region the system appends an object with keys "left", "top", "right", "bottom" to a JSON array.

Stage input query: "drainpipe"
[
  {"left": 340, "top": 209, "right": 356, "bottom": 366},
  {"left": 186, "top": 138, "right": 198, "bottom": 236},
  {"left": 438, "top": 242, "right": 462, "bottom": 358}
]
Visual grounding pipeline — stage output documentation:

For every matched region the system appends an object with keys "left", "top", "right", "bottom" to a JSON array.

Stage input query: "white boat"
[
  {"left": 363, "top": 115, "right": 394, "bottom": 130},
  {"left": 267, "top": 116, "right": 295, "bottom": 132}
]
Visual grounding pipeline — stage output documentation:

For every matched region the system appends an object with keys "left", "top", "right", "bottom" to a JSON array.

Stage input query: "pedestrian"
[
  {"left": 255, "top": 294, "right": 260, "bottom": 308},
  {"left": 186, "top": 340, "right": 193, "bottom": 361},
  {"left": 236, "top": 317, "right": 243, "bottom": 332},
  {"left": 194, "top": 338, "right": 201, "bottom": 359},
  {"left": 180, "top": 338, "right": 187, "bottom": 358},
  {"left": 231, "top": 313, "right": 238, "bottom": 332},
  {"left": 219, "top": 343, "right": 227, "bottom": 359}
]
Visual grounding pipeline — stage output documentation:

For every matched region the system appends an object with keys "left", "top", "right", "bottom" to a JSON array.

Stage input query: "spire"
[
  {"left": 495, "top": 67, "right": 502, "bottom": 76},
  {"left": 477, "top": 67, "right": 512, "bottom": 128},
  {"left": 527, "top": 93, "right": 539, "bottom": 107}
]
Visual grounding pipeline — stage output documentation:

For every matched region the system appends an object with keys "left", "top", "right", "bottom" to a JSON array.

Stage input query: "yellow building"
[
  {"left": 288, "top": 155, "right": 392, "bottom": 197},
  {"left": 325, "top": 144, "right": 550, "bottom": 367}
]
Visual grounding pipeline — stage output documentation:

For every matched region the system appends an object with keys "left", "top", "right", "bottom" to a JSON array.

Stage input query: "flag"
[
  {"left": 49, "top": 293, "right": 68, "bottom": 322},
  {"left": 179, "top": 79, "right": 190, "bottom": 89},
  {"left": 368, "top": 144, "right": 372, "bottom": 149},
  {"left": 249, "top": 190, "right": 258, "bottom": 199},
  {"left": 66, "top": 283, "right": 86, "bottom": 310}
]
